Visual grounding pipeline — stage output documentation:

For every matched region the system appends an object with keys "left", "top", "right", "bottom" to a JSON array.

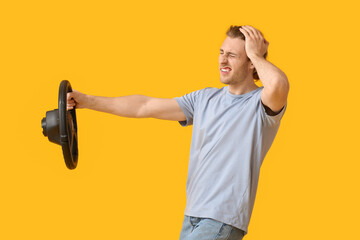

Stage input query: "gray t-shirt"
[{"left": 174, "top": 86, "right": 286, "bottom": 235}]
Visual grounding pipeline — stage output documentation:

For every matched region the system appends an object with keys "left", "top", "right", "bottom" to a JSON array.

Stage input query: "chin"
[{"left": 220, "top": 77, "right": 231, "bottom": 85}]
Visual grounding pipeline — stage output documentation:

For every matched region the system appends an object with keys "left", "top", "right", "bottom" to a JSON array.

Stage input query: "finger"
[
  {"left": 67, "top": 104, "right": 76, "bottom": 108},
  {"left": 245, "top": 25, "right": 262, "bottom": 40},
  {"left": 240, "top": 26, "right": 252, "bottom": 39},
  {"left": 242, "top": 25, "right": 257, "bottom": 39},
  {"left": 264, "top": 39, "right": 269, "bottom": 47},
  {"left": 67, "top": 101, "right": 76, "bottom": 109},
  {"left": 248, "top": 26, "right": 263, "bottom": 39},
  {"left": 67, "top": 92, "right": 72, "bottom": 101},
  {"left": 239, "top": 27, "right": 250, "bottom": 39}
]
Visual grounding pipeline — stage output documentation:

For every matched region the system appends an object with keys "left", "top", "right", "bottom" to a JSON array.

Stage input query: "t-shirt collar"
[{"left": 225, "top": 86, "right": 263, "bottom": 98}]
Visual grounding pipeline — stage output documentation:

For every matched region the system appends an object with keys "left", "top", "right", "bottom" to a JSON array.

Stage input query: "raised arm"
[
  {"left": 240, "top": 25, "right": 289, "bottom": 114},
  {"left": 67, "top": 90, "right": 186, "bottom": 121}
]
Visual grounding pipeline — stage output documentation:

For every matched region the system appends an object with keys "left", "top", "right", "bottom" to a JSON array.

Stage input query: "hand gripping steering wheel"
[{"left": 41, "top": 80, "right": 78, "bottom": 169}]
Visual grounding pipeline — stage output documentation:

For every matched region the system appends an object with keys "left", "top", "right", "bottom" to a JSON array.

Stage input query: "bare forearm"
[
  {"left": 85, "top": 94, "right": 150, "bottom": 118},
  {"left": 250, "top": 55, "right": 289, "bottom": 90}
]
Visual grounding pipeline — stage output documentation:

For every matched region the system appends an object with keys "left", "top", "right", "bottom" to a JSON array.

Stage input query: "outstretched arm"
[
  {"left": 67, "top": 90, "right": 186, "bottom": 121},
  {"left": 240, "top": 25, "right": 289, "bottom": 114}
]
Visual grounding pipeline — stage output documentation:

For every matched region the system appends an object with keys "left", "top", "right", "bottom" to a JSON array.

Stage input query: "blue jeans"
[{"left": 179, "top": 215, "right": 245, "bottom": 240}]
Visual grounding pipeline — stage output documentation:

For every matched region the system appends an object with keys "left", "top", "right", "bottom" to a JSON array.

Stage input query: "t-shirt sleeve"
[
  {"left": 173, "top": 89, "right": 202, "bottom": 127},
  {"left": 257, "top": 89, "right": 287, "bottom": 127}
]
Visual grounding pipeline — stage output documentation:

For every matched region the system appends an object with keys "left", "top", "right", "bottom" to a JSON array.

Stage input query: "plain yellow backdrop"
[{"left": 1, "top": 0, "right": 359, "bottom": 239}]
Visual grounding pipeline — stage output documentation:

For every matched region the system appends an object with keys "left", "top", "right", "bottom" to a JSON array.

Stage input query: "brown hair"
[{"left": 226, "top": 25, "right": 268, "bottom": 80}]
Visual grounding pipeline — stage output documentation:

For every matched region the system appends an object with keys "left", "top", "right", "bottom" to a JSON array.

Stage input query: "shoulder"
[
  {"left": 200, "top": 87, "right": 221, "bottom": 94},
  {"left": 201, "top": 86, "right": 226, "bottom": 96},
  {"left": 189, "top": 87, "right": 223, "bottom": 99}
]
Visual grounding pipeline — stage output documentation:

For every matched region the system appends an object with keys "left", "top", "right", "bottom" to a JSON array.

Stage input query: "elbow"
[
  {"left": 283, "top": 77, "right": 290, "bottom": 94},
  {"left": 275, "top": 75, "right": 290, "bottom": 95},
  {"left": 137, "top": 95, "right": 152, "bottom": 118},
  {"left": 266, "top": 76, "right": 289, "bottom": 100}
]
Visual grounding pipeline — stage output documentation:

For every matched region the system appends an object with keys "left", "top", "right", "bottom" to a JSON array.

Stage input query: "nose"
[{"left": 219, "top": 54, "right": 228, "bottom": 65}]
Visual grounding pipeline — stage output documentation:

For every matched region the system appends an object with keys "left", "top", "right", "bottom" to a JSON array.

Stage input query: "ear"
[
  {"left": 248, "top": 60, "right": 257, "bottom": 78},
  {"left": 248, "top": 60, "right": 255, "bottom": 70}
]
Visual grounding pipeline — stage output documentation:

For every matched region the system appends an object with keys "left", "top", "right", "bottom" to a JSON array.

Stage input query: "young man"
[{"left": 67, "top": 25, "right": 289, "bottom": 240}]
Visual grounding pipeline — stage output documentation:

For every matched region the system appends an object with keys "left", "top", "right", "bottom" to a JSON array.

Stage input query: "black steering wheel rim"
[{"left": 58, "top": 80, "right": 78, "bottom": 169}]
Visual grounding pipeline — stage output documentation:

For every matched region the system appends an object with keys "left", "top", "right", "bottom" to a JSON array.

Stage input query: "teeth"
[{"left": 221, "top": 68, "right": 230, "bottom": 72}]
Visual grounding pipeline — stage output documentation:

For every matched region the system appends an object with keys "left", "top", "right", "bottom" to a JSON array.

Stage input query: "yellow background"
[{"left": 1, "top": 0, "right": 359, "bottom": 239}]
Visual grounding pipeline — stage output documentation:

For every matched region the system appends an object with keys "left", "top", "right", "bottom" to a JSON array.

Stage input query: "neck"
[{"left": 228, "top": 80, "right": 259, "bottom": 95}]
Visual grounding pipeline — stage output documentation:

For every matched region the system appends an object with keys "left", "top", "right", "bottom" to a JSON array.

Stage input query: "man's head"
[{"left": 219, "top": 25, "right": 267, "bottom": 85}]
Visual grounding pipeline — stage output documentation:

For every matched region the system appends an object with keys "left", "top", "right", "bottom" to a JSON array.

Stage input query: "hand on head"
[{"left": 239, "top": 25, "right": 269, "bottom": 59}]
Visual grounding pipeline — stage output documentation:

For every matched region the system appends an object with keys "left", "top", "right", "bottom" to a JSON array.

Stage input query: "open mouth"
[{"left": 220, "top": 67, "right": 232, "bottom": 73}]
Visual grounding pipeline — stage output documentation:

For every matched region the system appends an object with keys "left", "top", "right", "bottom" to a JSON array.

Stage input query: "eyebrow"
[{"left": 220, "top": 49, "right": 238, "bottom": 56}]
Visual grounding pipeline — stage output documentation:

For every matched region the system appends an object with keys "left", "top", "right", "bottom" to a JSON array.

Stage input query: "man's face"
[{"left": 219, "top": 36, "right": 253, "bottom": 85}]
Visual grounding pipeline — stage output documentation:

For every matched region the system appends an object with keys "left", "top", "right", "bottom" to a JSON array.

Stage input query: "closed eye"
[{"left": 219, "top": 49, "right": 237, "bottom": 58}]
